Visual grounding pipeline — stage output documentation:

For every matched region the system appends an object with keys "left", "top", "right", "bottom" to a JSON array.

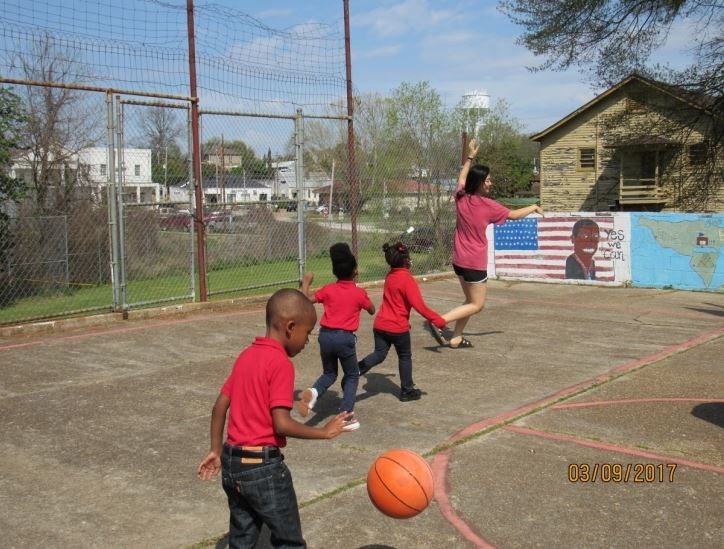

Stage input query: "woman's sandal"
[
  {"left": 425, "top": 321, "right": 448, "bottom": 346},
  {"left": 448, "top": 337, "right": 473, "bottom": 349}
]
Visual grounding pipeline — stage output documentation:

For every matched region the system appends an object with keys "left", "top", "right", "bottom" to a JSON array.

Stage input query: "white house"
[
  {"left": 10, "top": 147, "right": 160, "bottom": 205},
  {"left": 271, "top": 160, "right": 326, "bottom": 204},
  {"left": 77, "top": 147, "right": 160, "bottom": 204},
  {"left": 201, "top": 175, "right": 272, "bottom": 205}
]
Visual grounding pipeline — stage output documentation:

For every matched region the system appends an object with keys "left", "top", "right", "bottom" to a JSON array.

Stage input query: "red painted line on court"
[
  {"left": 433, "top": 324, "right": 724, "bottom": 546},
  {"left": 445, "top": 326, "right": 723, "bottom": 446},
  {"left": 425, "top": 283, "right": 724, "bottom": 322},
  {"left": 0, "top": 307, "right": 263, "bottom": 352},
  {"left": 552, "top": 397, "right": 724, "bottom": 410},
  {"left": 503, "top": 425, "right": 724, "bottom": 474},
  {"left": 431, "top": 450, "right": 494, "bottom": 549}
]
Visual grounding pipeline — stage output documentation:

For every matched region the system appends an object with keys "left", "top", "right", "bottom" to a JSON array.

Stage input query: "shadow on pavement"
[{"left": 691, "top": 402, "right": 724, "bottom": 428}]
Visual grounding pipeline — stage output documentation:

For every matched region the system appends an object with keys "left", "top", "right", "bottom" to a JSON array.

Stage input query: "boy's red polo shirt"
[
  {"left": 314, "top": 280, "right": 372, "bottom": 331},
  {"left": 221, "top": 337, "right": 294, "bottom": 448}
]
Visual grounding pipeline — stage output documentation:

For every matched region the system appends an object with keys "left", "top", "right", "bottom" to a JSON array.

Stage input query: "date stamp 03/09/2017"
[{"left": 568, "top": 463, "right": 678, "bottom": 483}]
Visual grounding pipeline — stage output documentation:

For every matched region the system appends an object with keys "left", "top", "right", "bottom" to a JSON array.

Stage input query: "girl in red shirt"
[
  {"left": 358, "top": 242, "right": 447, "bottom": 401},
  {"left": 299, "top": 243, "right": 375, "bottom": 431}
]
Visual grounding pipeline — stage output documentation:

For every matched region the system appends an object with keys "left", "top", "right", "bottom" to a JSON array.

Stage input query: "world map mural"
[{"left": 632, "top": 214, "right": 724, "bottom": 291}]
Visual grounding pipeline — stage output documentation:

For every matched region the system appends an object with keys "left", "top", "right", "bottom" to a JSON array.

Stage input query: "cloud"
[
  {"left": 354, "top": 45, "right": 402, "bottom": 60},
  {"left": 255, "top": 8, "right": 294, "bottom": 20},
  {"left": 353, "top": 0, "right": 460, "bottom": 37}
]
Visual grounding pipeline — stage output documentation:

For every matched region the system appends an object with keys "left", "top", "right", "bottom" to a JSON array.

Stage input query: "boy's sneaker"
[
  {"left": 299, "top": 387, "right": 318, "bottom": 417},
  {"left": 343, "top": 416, "right": 360, "bottom": 431},
  {"left": 399, "top": 387, "right": 422, "bottom": 402}
]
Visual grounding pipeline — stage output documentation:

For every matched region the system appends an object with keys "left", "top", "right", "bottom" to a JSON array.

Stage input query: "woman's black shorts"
[{"left": 453, "top": 264, "right": 488, "bottom": 283}]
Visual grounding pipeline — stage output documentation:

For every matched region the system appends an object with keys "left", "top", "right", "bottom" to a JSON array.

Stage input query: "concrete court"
[{"left": 0, "top": 278, "right": 722, "bottom": 548}]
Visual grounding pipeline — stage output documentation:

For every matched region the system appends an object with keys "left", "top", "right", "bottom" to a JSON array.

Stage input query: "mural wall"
[
  {"left": 488, "top": 212, "right": 723, "bottom": 292},
  {"left": 630, "top": 213, "right": 724, "bottom": 291},
  {"left": 489, "top": 213, "right": 630, "bottom": 285}
]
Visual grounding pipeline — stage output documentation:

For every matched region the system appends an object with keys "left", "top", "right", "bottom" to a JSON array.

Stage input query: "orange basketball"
[{"left": 366, "top": 448, "right": 434, "bottom": 519}]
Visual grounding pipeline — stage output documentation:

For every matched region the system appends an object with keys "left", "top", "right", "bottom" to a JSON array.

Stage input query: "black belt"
[{"left": 225, "top": 443, "right": 281, "bottom": 460}]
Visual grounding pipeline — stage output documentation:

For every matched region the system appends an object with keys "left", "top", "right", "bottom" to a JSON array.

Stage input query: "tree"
[
  {"left": 456, "top": 99, "right": 538, "bottom": 198},
  {"left": 499, "top": 0, "right": 723, "bottom": 91},
  {"left": 136, "top": 106, "right": 185, "bottom": 197},
  {"left": 355, "top": 93, "right": 394, "bottom": 215},
  {"left": 0, "top": 87, "right": 27, "bottom": 298},
  {"left": 13, "top": 33, "right": 102, "bottom": 213},
  {"left": 0, "top": 87, "right": 26, "bottom": 205},
  {"left": 383, "top": 82, "right": 458, "bottom": 219}
]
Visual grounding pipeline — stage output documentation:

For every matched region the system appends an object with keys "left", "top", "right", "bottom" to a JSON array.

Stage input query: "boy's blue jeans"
[
  {"left": 221, "top": 444, "right": 305, "bottom": 548},
  {"left": 312, "top": 328, "right": 359, "bottom": 412},
  {"left": 358, "top": 328, "right": 414, "bottom": 391}
]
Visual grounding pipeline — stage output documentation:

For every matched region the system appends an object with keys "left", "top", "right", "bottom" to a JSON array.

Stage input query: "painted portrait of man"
[{"left": 565, "top": 219, "right": 600, "bottom": 280}]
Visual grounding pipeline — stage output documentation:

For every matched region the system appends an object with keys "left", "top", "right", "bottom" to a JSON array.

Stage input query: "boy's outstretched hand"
[
  {"left": 197, "top": 451, "right": 221, "bottom": 481},
  {"left": 323, "top": 411, "right": 354, "bottom": 439}
]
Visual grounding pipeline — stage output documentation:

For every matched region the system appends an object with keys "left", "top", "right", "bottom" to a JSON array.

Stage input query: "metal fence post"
[
  {"left": 295, "top": 108, "right": 306, "bottom": 281},
  {"left": 106, "top": 90, "right": 121, "bottom": 310},
  {"left": 188, "top": 104, "right": 196, "bottom": 300},
  {"left": 63, "top": 214, "right": 69, "bottom": 289},
  {"left": 115, "top": 95, "right": 128, "bottom": 310}
]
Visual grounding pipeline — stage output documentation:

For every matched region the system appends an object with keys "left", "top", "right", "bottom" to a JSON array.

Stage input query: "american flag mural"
[{"left": 493, "top": 216, "right": 617, "bottom": 282}]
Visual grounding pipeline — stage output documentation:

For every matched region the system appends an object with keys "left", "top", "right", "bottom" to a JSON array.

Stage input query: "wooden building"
[{"left": 531, "top": 74, "right": 722, "bottom": 212}]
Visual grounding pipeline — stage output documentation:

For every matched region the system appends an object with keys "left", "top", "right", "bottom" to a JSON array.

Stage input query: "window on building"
[
  {"left": 134, "top": 164, "right": 141, "bottom": 176},
  {"left": 100, "top": 164, "right": 107, "bottom": 176},
  {"left": 688, "top": 142, "right": 707, "bottom": 166},
  {"left": 578, "top": 148, "right": 596, "bottom": 170}
]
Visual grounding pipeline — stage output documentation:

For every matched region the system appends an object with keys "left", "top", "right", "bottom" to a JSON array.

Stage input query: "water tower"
[{"left": 461, "top": 90, "right": 490, "bottom": 135}]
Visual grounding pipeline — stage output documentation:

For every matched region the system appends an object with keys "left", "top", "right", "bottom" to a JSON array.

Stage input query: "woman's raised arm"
[{"left": 456, "top": 138, "right": 480, "bottom": 191}]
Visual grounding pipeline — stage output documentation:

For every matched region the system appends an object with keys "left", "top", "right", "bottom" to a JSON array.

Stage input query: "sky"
[{"left": 239, "top": 0, "right": 694, "bottom": 134}]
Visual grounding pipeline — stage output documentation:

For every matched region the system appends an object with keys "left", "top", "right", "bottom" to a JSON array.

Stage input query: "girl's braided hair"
[{"left": 382, "top": 241, "right": 410, "bottom": 268}]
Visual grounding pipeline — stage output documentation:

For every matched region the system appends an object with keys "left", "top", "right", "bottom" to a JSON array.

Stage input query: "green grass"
[{"left": 0, "top": 247, "right": 403, "bottom": 325}]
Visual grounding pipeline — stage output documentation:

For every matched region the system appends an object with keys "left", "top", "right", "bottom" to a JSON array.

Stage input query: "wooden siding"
[{"left": 538, "top": 79, "right": 723, "bottom": 212}]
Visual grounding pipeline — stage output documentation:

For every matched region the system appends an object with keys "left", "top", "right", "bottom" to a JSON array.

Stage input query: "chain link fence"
[
  {"left": 1, "top": 88, "right": 466, "bottom": 326},
  {"left": 0, "top": 89, "right": 115, "bottom": 323}
]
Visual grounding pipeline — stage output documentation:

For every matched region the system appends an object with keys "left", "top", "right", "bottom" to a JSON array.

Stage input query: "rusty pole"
[
  {"left": 461, "top": 131, "right": 468, "bottom": 166},
  {"left": 186, "top": 0, "right": 207, "bottom": 301},
  {"left": 343, "top": 0, "right": 358, "bottom": 256}
]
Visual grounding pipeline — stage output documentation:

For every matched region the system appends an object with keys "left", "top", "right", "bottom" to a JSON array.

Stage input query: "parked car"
[
  {"left": 203, "top": 211, "right": 225, "bottom": 224},
  {"left": 404, "top": 225, "right": 454, "bottom": 253},
  {"left": 206, "top": 211, "right": 256, "bottom": 232},
  {"left": 159, "top": 212, "right": 192, "bottom": 232}
]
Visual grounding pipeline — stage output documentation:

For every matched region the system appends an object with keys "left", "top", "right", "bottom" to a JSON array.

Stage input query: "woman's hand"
[{"left": 468, "top": 138, "right": 479, "bottom": 159}]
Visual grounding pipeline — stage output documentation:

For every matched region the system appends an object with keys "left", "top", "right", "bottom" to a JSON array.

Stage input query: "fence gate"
[{"left": 114, "top": 97, "right": 196, "bottom": 311}]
